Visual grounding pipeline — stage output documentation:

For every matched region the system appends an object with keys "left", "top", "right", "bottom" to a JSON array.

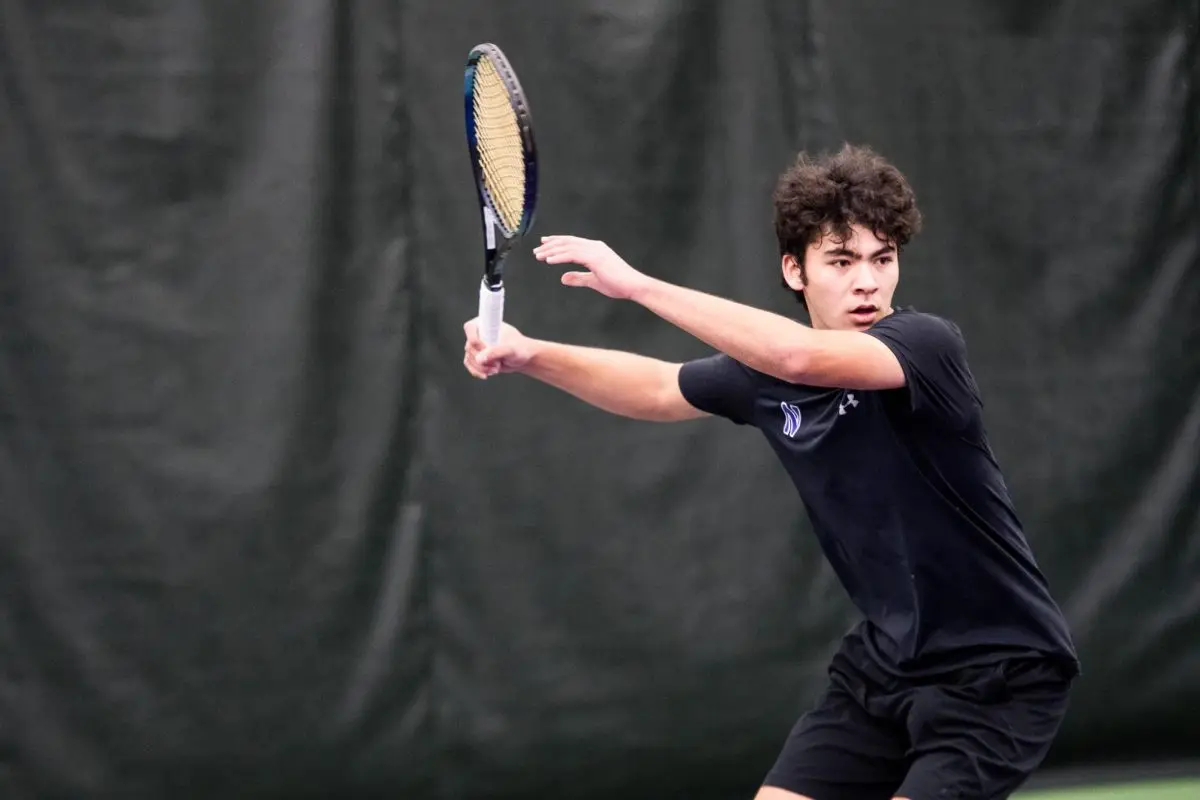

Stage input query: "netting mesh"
[{"left": 472, "top": 56, "right": 526, "bottom": 232}]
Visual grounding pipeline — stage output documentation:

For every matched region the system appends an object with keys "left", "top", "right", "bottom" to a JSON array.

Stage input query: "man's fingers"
[
  {"left": 477, "top": 346, "right": 505, "bottom": 366},
  {"left": 463, "top": 321, "right": 505, "bottom": 379},
  {"left": 465, "top": 353, "right": 498, "bottom": 378},
  {"left": 533, "top": 236, "right": 590, "bottom": 264},
  {"left": 464, "top": 352, "right": 487, "bottom": 379},
  {"left": 538, "top": 234, "right": 579, "bottom": 247},
  {"left": 540, "top": 249, "right": 591, "bottom": 267},
  {"left": 463, "top": 319, "right": 485, "bottom": 348},
  {"left": 533, "top": 244, "right": 572, "bottom": 263},
  {"left": 477, "top": 347, "right": 511, "bottom": 373}
]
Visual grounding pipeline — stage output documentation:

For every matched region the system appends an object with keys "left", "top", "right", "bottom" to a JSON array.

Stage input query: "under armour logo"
[
  {"left": 838, "top": 393, "right": 859, "bottom": 416},
  {"left": 781, "top": 402, "right": 802, "bottom": 438}
]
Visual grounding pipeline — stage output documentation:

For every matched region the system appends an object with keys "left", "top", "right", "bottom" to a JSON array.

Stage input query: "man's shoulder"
[
  {"left": 867, "top": 306, "right": 972, "bottom": 364},
  {"left": 686, "top": 352, "right": 771, "bottom": 386},
  {"left": 870, "top": 306, "right": 965, "bottom": 338}
]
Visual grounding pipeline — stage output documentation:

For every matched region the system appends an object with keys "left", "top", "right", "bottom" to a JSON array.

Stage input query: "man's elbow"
[
  {"left": 652, "top": 366, "right": 707, "bottom": 421},
  {"left": 777, "top": 347, "right": 813, "bottom": 386},
  {"left": 776, "top": 333, "right": 906, "bottom": 390}
]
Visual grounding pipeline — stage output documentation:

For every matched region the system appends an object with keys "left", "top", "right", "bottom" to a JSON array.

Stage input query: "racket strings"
[{"left": 472, "top": 57, "right": 526, "bottom": 232}]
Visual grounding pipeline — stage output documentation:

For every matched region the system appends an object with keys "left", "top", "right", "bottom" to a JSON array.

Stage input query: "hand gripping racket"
[{"left": 464, "top": 43, "right": 539, "bottom": 345}]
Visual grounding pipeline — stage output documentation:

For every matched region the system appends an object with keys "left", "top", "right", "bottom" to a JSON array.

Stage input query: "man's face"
[{"left": 782, "top": 224, "right": 899, "bottom": 331}]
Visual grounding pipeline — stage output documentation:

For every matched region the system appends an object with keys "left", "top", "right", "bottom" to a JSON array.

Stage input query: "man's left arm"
[
  {"left": 533, "top": 234, "right": 905, "bottom": 390},
  {"left": 630, "top": 276, "right": 906, "bottom": 390}
]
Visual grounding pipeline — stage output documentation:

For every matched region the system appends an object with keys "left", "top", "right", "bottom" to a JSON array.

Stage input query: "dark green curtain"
[{"left": 1, "top": 1, "right": 1196, "bottom": 797}]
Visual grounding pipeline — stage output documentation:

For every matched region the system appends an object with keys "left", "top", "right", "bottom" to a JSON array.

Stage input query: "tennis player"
[{"left": 462, "top": 144, "right": 1079, "bottom": 800}]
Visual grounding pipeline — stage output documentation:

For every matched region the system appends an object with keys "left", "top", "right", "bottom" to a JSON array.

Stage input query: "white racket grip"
[{"left": 478, "top": 279, "right": 505, "bottom": 345}]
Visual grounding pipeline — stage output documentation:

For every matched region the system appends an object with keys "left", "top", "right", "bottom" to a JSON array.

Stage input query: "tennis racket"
[{"left": 464, "top": 43, "right": 539, "bottom": 345}]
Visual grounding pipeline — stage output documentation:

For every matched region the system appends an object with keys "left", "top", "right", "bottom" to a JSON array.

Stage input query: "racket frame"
[{"left": 464, "top": 43, "right": 538, "bottom": 343}]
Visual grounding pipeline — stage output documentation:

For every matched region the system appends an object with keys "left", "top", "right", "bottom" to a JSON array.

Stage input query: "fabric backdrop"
[{"left": 1, "top": 1, "right": 1197, "bottom": 797}]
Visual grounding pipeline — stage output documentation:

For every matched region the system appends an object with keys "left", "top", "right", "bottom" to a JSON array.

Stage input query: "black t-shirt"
[{"left": 678, "top": 307, "right": 1079, "bottom": 680}]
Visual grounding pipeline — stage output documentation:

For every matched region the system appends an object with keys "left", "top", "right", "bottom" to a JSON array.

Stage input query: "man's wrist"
[
  {"left": 626, "top": 273, "right": 666, "bottom": 305},
  {"left": 519, "top": 338, "right": 550, "bottom": 373}
]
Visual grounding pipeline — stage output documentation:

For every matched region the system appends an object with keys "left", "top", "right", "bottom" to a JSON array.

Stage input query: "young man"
[{"left": 462, "top": 145, "right": 1079, "bottom": 800}]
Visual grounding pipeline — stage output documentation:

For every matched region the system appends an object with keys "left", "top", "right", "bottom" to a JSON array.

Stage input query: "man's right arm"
[{"left": 519, "top": 339, "right": 706, "bottom": 422}]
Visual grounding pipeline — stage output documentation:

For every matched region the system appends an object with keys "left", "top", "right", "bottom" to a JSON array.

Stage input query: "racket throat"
[
  {"left": 482, "top": 206, "right": 515, "bottom": 290},
  {"left": 483, "top": 205, "right": 499, "bottom": 249}
]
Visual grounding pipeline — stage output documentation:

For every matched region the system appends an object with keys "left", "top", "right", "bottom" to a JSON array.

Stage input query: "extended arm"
[
  {"left": 533, "top": 236, "right": 906, "bottom": 390},
  {"left": 631, "top": 277, "right": 904, "bottom": 390},
  {"left": 463, "top": 320, "right": 704, "bottom": 422},
  {"left": 521, "top": 340, "right": 703, "bottom": 422}
]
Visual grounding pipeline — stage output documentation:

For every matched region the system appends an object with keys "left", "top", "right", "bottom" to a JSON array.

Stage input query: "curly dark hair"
[{"left": 773, "top": 144, "right": 922, "bottom": 306}]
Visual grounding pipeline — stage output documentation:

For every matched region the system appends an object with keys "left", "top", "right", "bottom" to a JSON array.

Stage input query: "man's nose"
[{"left": 852, "top": 262, "right": 878, "bottom": 293}]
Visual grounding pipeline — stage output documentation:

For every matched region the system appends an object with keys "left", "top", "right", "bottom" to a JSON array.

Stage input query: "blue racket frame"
[{"left": 464, "top": 43, "right": 539, "bottom": 291}]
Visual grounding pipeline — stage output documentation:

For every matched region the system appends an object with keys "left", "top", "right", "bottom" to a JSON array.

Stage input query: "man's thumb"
[
  {"left": 478, "top": 345, "right": 506, "bottom": 365},
  {"left": 561, "top": 271, "right": 593, "bottom": 288}
]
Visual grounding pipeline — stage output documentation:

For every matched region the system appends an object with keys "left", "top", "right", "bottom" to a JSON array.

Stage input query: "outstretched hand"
[{"left": 533, "top": 236, "right": 652, "bottom": 300}]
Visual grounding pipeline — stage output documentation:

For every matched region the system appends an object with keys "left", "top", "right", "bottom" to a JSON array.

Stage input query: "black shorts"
[{"left": 762, "top": 654, "right": 1074, "bottom": 800}]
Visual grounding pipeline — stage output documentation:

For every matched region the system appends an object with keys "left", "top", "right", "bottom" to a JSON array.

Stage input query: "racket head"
[{"left": 464, "top": 43, "right": 539, "bottom": 281}]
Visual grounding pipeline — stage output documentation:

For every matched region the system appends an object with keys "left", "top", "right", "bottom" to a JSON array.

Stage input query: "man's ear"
[{"left": 781, "top": 253, "right": 806, "bottom": 293}]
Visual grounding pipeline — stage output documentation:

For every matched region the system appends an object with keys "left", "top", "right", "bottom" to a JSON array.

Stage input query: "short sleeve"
[
  {"left": 865, "top": 310, "right": 981, "bottom": 429},
  {"left": 677, "top": 354, "right": 758, "bottom": 425}
]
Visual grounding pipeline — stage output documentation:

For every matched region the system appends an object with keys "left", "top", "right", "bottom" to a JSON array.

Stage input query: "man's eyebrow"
[{"left": 822, "top": 245, "right": 895, "bottom": 259}]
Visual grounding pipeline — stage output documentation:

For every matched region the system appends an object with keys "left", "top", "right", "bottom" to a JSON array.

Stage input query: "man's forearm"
[
  {"left": 630, "top": 277, "right": 816, "bottom": 382},
  {"left": 521, "top": 340, "right": 690, "bottom": 421}
]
